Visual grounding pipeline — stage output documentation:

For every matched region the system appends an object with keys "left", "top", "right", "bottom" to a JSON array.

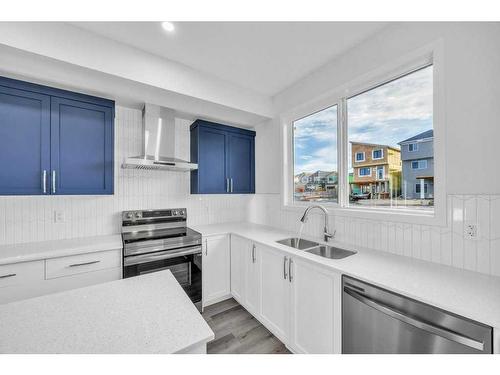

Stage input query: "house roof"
[
  {"left": 398, "top": 129, "right": 433, "bottom": 144},
  {"left": 349, "top": 141, "right": 400, "bottom": 152}
]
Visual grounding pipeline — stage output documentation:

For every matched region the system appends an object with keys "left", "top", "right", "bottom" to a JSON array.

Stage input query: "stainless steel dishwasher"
[{"left": 342, "top": 275, "right": 493, "bottom": 354}]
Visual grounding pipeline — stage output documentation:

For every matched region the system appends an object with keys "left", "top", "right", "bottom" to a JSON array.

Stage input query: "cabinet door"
[
  {"left": 244, "top": 242, "right": 261, "bottom": 316},
  {"left": 259, "top": 245, "right": 289, "bottom": 342},
  {"left": 50, "top": 97, "right": 114, "bottom": 195},
  {"left": 198, "top": 127, "right": 228, "bottom": 193},
  {"left": 203, "top": 235, "right": 231, "bottom": 307},
  {"left": 230, "top": 235, "right": 247, "bottom": 304},
  {"left": 227, "top": 133, "right": 254, "bottom": 193},
  {"left": 289, "top": 258, "right": 338, "bottom": 353},
  {"left": 0, "top": 85, "right": 51, "bottom": 195}
]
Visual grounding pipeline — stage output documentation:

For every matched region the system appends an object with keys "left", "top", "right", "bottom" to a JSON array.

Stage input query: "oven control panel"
[{"left": 122, "top": 208, "right": 187, "bottom": 222}]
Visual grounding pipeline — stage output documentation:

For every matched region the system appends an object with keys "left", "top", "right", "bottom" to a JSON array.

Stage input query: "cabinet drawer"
[
  {"left": 0, "top": 260, "right": 45, "bottom": 288},
  {"left": 45, "top": 250, "right": 121, "bottom": 280}
]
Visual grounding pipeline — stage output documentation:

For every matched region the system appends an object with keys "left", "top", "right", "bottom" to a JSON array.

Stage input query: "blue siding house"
[{"left": 398, "top": 130, "right": 434, "bottom": 199}]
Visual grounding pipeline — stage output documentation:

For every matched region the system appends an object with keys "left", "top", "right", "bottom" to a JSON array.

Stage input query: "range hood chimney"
[{"left": 122, "top": 104, "right": 198, "bottom": 171}]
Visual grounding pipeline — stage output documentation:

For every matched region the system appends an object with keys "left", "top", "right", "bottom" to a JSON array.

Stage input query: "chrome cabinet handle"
[
  {"left": 68, "top": 260, "right": 100, "bottom": 268},
  {"left": 283, "top": 256, "right": 288, "bottom": 279},
  {"left": 42, "top": 170, "right": 47, "bottom": 194},
  {"left": 289, "top": 258, "right": 293, "bottom": 282},
  {"left": 0, "top": 273, "right": 16, "bottom": 279},
  {"left": 252, "top": 244, "right": 256, "bottom": 263},
  {"left": 226, "top": 178, "right": 229, "bottom": 193},
  {"left": 230, "top": 178, "right": 233, "bottom": 193},
  {"left": 344, "top": 286, "right": 485, "bottom": 351},
  {"left": 205, "top": 240, "right": 208, "bottom": 256},
  {"left": 52, "top": 170, "right": 56, "bottom": 194}
]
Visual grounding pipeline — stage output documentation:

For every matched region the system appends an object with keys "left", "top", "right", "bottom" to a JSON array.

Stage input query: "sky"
[{"left": 293, "top": 65, "right": 433, "bottom": 175}]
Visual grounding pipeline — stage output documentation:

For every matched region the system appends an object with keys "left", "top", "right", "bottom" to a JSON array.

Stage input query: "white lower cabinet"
[
  {"left": 259, "top": 245, "right": 289, "bottom": 342},
  {"left": 230, "top": 235, "right": 247, "bottom": 303},
  {"left": 288, "top": 257, "right": 340, "bottom": 354},
  {"left": 203, "top": 234, "right": 231, "bottom": 307},
  {"left": 229, "top": 238, "right": 340, "bottom": 354},
  {"left": 0, "top": 249, "right": 122, "bottom": 305},
  {"left": 244, "top": 242, "right": 260, "bottom": 316}
]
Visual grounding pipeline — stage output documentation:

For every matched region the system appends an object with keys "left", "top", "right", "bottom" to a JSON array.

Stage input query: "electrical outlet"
[
  {"left": 54, "top": 210, "right": 65, "bottom": 223},
  {"left": 464, "top": 224, "right": 478, "bottom": 240}
]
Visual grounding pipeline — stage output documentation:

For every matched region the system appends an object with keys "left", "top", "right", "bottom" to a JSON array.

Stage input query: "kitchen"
[{"left": 0, "top": 5, "right": 500, "bottom": 373}]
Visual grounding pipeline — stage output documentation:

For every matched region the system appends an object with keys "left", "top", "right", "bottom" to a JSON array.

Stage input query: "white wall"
[
  {"left": 251, "top": 22, "right": 500, "bottom": 277},
  {"left": 273, "top": 22, "right": 500, "bottom": 195},
  {"left": 0, "top": 106, "right": 251, "bottom": 245}
]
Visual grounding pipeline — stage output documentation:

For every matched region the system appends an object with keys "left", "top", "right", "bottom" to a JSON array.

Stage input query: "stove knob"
[
  {"left": 126, "top": 212, "right": 133, "bottom": 219},
  {"left": 173, "top": 210, "right": 178, "bottom": 216},
  {"left": 135, "top": 212, "right": 142, "bottom": 219}
]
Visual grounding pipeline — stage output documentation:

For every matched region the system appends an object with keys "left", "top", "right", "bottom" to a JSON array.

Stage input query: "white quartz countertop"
[
  {"left": 0, "top": 234, "right": 123, "bottom": 265},
  {"left": 193, "top": 222, "right": 500, "bottom": 329},
  {"left": 0, "top": 270, "right": 214, "bottom": 353}
]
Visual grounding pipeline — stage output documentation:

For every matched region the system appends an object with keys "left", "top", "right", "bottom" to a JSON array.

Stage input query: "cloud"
[{"left": 293, "top": 65, "right": 433, "bottom": 175}]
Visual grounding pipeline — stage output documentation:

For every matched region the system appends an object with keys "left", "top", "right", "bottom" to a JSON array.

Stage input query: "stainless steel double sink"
[{"left": 276, "top": 237, "right": 356, "bottom": 259}]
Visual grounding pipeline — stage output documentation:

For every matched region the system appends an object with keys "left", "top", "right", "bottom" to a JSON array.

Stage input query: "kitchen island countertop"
[{"left": 0, "top": 270, "right": 214, "bottom": 353}]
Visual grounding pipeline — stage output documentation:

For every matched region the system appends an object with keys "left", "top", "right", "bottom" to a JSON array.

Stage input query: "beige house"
[{"left": 351, "top": 142, "right": 402, "bottom": 198}]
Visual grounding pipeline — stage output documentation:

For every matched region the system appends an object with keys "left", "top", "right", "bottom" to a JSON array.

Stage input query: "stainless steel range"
[{"left": 121, "top": 208, "right": 202, "bottom": 310}]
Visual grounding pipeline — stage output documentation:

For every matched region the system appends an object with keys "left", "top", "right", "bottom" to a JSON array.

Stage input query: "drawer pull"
[
  {"left": 67, "top": 260, "right": 100, "bottom": 268},
  {"left": 0, "top": 273, "right": 16, "bottom": 279}
]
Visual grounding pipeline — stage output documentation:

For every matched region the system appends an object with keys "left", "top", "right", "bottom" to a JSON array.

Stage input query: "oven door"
[{"left": 123, "top": 245, "right": 202, "bottom": 309}]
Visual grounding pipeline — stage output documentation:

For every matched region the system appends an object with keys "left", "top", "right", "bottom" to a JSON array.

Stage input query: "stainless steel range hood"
[{"left": 122, "top": 104, "right": 198, "bottom": 171}]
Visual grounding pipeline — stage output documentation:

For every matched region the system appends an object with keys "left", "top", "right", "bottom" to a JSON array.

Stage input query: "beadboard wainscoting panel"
[
  {"left": 250, "top": 193, "right": 500, "bottom": 277},
  {"left": 0, "top": 106, "right": 251, "bottom": 246}
]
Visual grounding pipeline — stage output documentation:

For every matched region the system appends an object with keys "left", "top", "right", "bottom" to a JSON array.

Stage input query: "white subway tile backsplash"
[{"left": 251, "top": 193, "right": 500, "bottom": 277}]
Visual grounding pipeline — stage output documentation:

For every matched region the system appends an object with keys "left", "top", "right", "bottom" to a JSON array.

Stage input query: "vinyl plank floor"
[{"left": 202, "top": 298, "right": 291, "bottom": 354}]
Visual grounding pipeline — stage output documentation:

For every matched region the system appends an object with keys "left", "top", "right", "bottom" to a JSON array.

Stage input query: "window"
[
  {"left": 415, "top": 183, "right": 428, "bottom": 194},
  {"left": 358, "top": 167, "right": 371, "bottom": 177},
  {"left": 376, "top": 166, "right": 384, "bottom": 180},
  {"left": 287, "top": 60, "right": 437, "bottom": 216},
  {"left": 293, "top": 105, "right": 338, "bottom": 203},
  {"left": 355, "top": 152, "right": 365, "bottom": 162},
  {"left": 348, "top": 65, "right": 433, "bottom": 211},
  {"left": 411, "top": 160, "right": 428, "bottom": 170},
  {"left": 372, "top": 149, "right": 383, "bottom": 159}
]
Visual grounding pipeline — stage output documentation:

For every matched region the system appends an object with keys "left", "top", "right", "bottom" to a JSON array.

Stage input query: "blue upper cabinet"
[
  {"left": 190, "top": 120, "right": 255, "bottom": 194},
  {"left": 0, "top": 76, "right": 114, "bottom": 195},
  {"left": 0, "top": 85, "right": 51, "bottom": 195},
  {"left": 51, "top": 98, "right": 114, "bottom": 195}
]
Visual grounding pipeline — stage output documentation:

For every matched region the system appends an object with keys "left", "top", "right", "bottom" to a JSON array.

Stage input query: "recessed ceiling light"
[{"left": 161, "top": 22, "right": 175, "bottom": 33}]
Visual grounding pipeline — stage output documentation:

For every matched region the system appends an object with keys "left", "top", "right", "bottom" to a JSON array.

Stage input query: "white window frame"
[
  {"left": 411, "top": 160, "right": 428, "bottom": 170},
  {"left": 376, "top": 165, "right": 385, "bottom": 180},
  {"left": 355, "top": 152, "right": 365, "bottom": 162},
  {"left": 372, "top": 149, "right": 384, "bottom": 160},
  {"left": 358, "top": 167, "right": 371, "bottom": 177},
  {"left": 408, "top": 143, "right": 419, "bottom": 152},
  {"left": 415, "top": 183, "right": 429, "bottom": 194},
  {"left": 281, "top": 41, "right": 446, "bottom": 226}
]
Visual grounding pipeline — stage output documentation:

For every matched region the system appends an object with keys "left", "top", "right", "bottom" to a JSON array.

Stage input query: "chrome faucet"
[{"left": 300, "top": 205, "right": 335, "bottom": 242}]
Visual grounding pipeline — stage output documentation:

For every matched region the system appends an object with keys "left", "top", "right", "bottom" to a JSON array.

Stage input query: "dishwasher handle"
[{"left": 343, "top": 286, "right": 485, "bottom": 352}]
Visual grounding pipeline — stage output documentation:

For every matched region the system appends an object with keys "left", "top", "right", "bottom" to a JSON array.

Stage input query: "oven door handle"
[{"left": 124, "top": 246, "right": 202, "bottom": 266}]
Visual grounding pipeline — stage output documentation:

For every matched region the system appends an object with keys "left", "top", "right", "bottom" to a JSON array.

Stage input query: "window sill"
[{"left": 283, "top": 202, "right": 445, "bottom": 226}]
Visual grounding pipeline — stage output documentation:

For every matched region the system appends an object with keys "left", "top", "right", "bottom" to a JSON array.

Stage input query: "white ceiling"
[{"left": 71, "top": 22, "right": 388, "bottom": 97}]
